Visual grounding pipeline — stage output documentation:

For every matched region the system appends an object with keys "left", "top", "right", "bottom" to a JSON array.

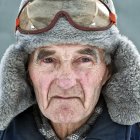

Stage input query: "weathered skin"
[{"left": 28, "top": 44, "right": 110, "bottom": 138}]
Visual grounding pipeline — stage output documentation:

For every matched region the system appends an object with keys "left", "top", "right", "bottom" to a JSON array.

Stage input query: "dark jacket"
[{"left": 0, "top": 103, "right": 140, "bottom": 140}]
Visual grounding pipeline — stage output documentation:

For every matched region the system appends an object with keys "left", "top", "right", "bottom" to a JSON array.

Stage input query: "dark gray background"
[{"left": 0, "top": 0, "right": 140, "bottom": 58}]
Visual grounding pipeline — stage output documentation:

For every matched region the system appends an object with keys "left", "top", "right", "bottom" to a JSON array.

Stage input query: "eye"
[
  {"left": 42, "top": 57, "right": 54, "bottom": 63},
  {"left": 79, "top": 57, "right": 92, "bottom": 63}
]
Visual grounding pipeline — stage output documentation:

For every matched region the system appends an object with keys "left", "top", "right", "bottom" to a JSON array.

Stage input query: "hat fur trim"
[{"left": 0, "top": 19, "right": 140, "bottom": 130}]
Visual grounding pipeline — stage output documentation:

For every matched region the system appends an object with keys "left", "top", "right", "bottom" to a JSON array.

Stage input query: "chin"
[
  {"left": 49, "top": 113, "right": 85, "bottom": 124},
  {"left": 44, "top": 105, "right": 87, "bottom": 124},
  {"left": 41, "top": 99, "right": 91, "bottom": 123}
]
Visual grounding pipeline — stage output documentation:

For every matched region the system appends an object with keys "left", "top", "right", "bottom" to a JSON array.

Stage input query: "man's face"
[{"left": 28, "top": 44, "right": 109, "bottom": 123}]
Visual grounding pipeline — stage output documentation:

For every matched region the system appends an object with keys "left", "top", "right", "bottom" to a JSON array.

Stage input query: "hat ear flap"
[
  {"left": 103, "top": 35, "right": 140, "bottom": 125},
  {"left": 0, "top": 44, "right": 35, "bottom": 130}
]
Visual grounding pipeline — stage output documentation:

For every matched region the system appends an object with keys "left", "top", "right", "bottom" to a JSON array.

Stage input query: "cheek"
[
  {"left": 76, "top": 65, "right": 106, "bottom": 108},
  {"left": 30, "top": 68, "right": 54, "bottom": 87},
  {"left": 29, "top": 69, "right": 56, "bottom": 99},
  {"left": 77, "top": 66, "right": 106, "bottom": 87}
]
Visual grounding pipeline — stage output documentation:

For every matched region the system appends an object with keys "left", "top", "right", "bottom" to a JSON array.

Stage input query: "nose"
[
  {"left": 56, "top": 76, "right": 77, "bottom": 90},
  {"left": 56, "top": 61, "right": 77, "bottom": 89}
]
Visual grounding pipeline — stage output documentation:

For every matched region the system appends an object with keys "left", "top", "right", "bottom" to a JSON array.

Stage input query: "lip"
[
  {"left": 52, "top": 96, "right": 80, "bottom": 100},
  {"left": 48, "top": 96, "right": 84, "bottom": 106}
]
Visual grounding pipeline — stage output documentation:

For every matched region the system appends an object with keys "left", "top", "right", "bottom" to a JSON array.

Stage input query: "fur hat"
[{"left": 0, "top": 0, "right": 140, "bottom": 130}]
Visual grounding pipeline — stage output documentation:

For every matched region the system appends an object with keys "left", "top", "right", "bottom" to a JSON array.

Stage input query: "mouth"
[
  {"left": 52, "top": 96, "right": 80, "bottom": 100},
  {"left": 47, "top": 95, "right": 84, "bottom": 107},
  {"left": 49, "top": 95, "right": 84, "bottom": 105}
]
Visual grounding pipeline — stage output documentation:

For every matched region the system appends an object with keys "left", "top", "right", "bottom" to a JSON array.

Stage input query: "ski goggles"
[{"left": 16, "top": 0, "right": 116, "bottom": 34}]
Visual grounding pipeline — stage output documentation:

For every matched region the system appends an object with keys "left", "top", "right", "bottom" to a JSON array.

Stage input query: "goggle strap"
[
  {"left": 15, "top": 0, "right": 116, "bottom": 33},
  {"left": 15, "top": 18, "right": 20, "bottom": 32},
  {"left": 110, "top": 13, "right": 116, "bottom": 24},
  {"left": 16, "top": 18, "right": 20, "bottom": 28}
]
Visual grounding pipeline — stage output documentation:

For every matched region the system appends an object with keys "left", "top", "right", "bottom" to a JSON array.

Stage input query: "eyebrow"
[
  {"left": 77, "top": 48, "right": 98, "bottom": 61},
  {"left": 36, "top": 47, "right": 99, "bottom": 61},
  {"left": 37, "top": 49, "right": 56, "bottom": 60}
]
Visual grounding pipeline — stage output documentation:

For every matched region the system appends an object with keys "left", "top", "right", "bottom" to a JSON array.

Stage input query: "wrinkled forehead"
[{"left": 30, "top": 44, "right": 105, "bottom": 62}]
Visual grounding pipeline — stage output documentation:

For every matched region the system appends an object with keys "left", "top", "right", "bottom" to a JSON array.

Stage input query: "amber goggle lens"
[{"left": 17, "top": 0, "right": 116, "bottom": 32}]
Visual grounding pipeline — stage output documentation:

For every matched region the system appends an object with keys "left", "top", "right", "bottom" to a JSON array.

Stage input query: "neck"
[{"left": 51, "top": 117, "right": 89, "bottom": 140}]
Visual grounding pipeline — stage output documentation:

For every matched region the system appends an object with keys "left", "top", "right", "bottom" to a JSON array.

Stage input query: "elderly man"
[{"left": 0, "top": 0, "right": 140, "bottom": 139}]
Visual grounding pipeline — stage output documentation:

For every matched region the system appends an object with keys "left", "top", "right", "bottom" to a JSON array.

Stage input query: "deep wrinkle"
[
  {"left": 28, "top": 44, "right": 110, "bottom": 139},
  {"left": 47, "top": 79, "right": 85, "bottom": 108},
  {"left": 33, "top": 46, "right": 100, "bottom": 73},
  {"left": 36, "top": 46, "right": 98, "bottom": 62}
]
